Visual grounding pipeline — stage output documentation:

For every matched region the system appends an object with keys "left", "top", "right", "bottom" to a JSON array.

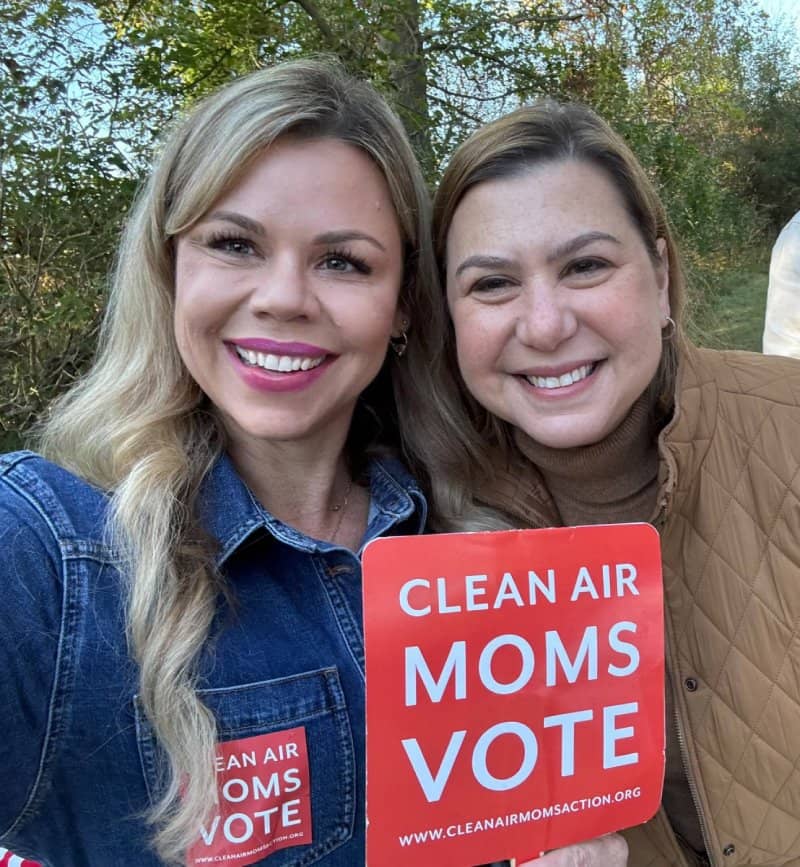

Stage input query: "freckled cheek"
[
  {"left": 454, "top": 312, "right": 500, "bottom": 372},
  {"left": 625, "top": 308, "right": 663, "bottom": 354},
  {"left": 454, "top": 337, "right": 490, "bottom": 393}
]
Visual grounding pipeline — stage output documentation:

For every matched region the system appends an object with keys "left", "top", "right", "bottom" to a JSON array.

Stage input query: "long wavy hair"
[
  {"left": 38, "top": 58, "right": 453, "bottom": 864},
  {"left": 419, "top": 100, "right": 688, "bottom": 532}
]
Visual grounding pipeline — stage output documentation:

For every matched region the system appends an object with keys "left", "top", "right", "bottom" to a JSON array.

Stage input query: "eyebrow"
[
  {"left": 454, "top": 231, "right": 622, "bottom": 278},
  {"left": 546, "top": 231, "right": 621, "bottom": 262},
  {"left": 454, "top": 254, "right": 515, "bottom": 279},
  {"left": 206, "top": 211, "right": 265, "bottom": 235},
  {"left": 202, "top": 215, "right": 387, "bottom": 253},
  {"left": 313, "top": 230, "right": 387, "bottom": 253}
]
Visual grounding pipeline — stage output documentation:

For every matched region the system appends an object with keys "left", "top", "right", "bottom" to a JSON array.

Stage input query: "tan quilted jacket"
[
  {"left": 623, "top": 344, "right": 800, "bottom": 867},
  {"left": 482, "top": 343, "right": 800, "bottom": 866}
]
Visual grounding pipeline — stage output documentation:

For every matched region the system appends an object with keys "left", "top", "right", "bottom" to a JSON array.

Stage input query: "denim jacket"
[{"left": 0, "top": 449, "right": 426, "bottom": 866}]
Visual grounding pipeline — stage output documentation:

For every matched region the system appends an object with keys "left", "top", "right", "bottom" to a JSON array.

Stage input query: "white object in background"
[{"left": 763, "top": 211, "right": 800, "bottom": 358}]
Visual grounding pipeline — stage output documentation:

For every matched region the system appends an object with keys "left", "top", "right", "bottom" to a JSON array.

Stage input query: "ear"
[{"left": 655, "top": 237, "right": 671, "bottom": 319}]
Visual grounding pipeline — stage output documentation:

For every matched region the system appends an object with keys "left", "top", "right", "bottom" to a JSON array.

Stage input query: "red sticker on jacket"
[{"left": 187, "top": 726, "right": 312, "bottom": 866}]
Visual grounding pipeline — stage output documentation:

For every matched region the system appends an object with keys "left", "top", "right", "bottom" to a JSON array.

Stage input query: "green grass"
[{"left": 689, "top": 266, "right": 768, "bottom": 353}]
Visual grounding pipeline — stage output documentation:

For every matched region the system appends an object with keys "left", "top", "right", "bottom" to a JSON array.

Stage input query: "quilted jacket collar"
[{"left": 652, "top": 340, "right": 718, "bottom": 528}]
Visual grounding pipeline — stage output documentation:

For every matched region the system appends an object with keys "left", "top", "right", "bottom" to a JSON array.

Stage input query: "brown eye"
[
  {"left": 565, "top": 258, "right": 606, "bottom": 277},
  {"left": 472, "top": 276, "right": 513, "bottom": 294}
]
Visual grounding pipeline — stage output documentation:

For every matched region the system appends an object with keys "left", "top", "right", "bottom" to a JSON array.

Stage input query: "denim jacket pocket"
[{"left": 135, "top": 667, "right": 356, "bottom": 866}]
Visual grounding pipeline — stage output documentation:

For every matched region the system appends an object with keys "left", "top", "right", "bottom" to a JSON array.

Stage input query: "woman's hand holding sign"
[{"left": 518, "top": 833, "right": 628, "bottom": 866}]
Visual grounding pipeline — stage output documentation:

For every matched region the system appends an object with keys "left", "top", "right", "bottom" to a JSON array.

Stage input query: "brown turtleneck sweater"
[
  {"left": 513, "top": 391, "right": 661, "bottom": 527},
  {"left": 478, "top": 390, "right": 707, "bottom": 862}
]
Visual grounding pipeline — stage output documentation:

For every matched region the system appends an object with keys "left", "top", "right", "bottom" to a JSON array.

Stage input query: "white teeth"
[
  {"left": 234, "top": 345, "right": 325, "bottom": 373},
  {"left": 527, "top": 363, "right": 595, "bottom": 389}
]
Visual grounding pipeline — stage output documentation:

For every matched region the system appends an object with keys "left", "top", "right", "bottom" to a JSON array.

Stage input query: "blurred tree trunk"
[{"left": 379, "top": 0, "right": 433, "bottom": 173}]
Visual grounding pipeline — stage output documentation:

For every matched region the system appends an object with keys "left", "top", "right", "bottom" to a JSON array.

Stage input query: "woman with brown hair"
[{"left": 420, "top": 100, "right": 800, "bottom": 866}]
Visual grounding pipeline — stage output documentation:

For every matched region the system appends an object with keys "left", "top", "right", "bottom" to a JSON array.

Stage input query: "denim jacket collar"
[{"left": 197, "top": 452, "right": 427, "bottom": 566}]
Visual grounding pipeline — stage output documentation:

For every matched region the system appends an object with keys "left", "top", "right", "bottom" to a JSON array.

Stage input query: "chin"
[
  {"left": 520, "top": 420, "right": 613, "bottom": 450},
  {"left": 220, "top": 410, "right": 316, "bottom": 445}
]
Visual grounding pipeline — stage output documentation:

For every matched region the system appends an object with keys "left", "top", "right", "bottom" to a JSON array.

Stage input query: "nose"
[
  {"left": 514, "top": 283, "right": 577, "bottom": 351},
  {"left": 248, "top": 255, "right": 320, "bottom": 320}
]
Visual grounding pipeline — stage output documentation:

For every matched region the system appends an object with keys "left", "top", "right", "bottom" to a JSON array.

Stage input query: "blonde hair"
[
  {"left": 420, "top": 100, "right": 688, "bottom": 531},
  {"left": 39, "top": 58, "right": 446, "bottom": 863}
]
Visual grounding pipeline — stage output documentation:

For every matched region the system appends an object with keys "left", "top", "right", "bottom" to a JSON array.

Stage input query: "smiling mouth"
[
  {"left": 233, "top": 345, "right": 327, "bottom": 373},
  {"left": 525, "top": 362, "right": 599, "bottom": 389}
]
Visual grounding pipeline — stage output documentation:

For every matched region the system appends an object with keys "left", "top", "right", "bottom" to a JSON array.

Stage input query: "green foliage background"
[{"left": 2, "top": 0, "right": 798, "bottom": 449}]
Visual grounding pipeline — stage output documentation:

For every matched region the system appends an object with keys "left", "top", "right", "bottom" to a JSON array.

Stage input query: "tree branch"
[
  {"left": 291, "top": 0, "right": 337, "bottom": 47},
  {"left": 425, "top": 11, "right": 583, "bottom": 42},
  {"left": 1, "top": 55, "right": 25, "bottom": 83},
  {"left": 432, "top": 81, "right": 521, "bottom": 104},
  {"left": 429, "top": 44, "right": 525, "bottom": 76},
  {"left": 427, "top": 91, "right": 486, "bottom": 127}
]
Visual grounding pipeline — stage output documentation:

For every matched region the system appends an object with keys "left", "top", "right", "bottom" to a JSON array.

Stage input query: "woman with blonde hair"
[
  {"left": 423, "top": 100, "right": 800, "bottom": 865},
  {"left": 0, "top": 58, "right": 455, "bottom": 865}
]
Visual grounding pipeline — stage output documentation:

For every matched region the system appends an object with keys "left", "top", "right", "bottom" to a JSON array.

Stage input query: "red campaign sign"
[
  {"left": 186, "top": 727, "right": 312, "bottom": 866},
  {"left": 363, "top": 524, "right": 665, "bottom": 867}
]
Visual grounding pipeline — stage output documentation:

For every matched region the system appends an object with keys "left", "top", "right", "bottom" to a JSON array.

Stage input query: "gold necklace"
[{"left": 329, "top": 478, "right": 354, "bottom": 543}]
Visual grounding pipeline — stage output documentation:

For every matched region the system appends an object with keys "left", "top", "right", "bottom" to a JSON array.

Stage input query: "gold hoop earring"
[
  {"left": 390, "top": 330, "right": 408, "bottom": 357},
  {"left": 390, "top": 320, "right": 409, "bottom": 357},
  {"left": 662, "top": 316, "right": 676, "bottom": 340}
]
